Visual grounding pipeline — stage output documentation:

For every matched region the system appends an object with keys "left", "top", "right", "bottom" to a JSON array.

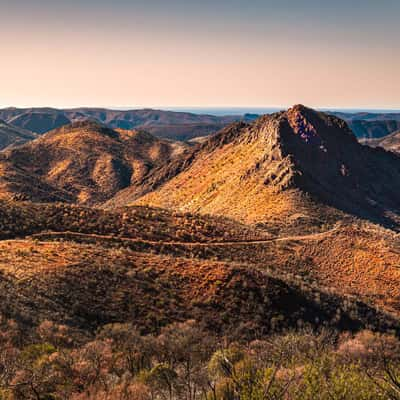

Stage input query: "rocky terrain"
[
  {"left": 126, "top": 105, "right": 400, "bottom": 230},
  {"left": 1, "top": 106, "right": 400, "bottom": 400},
  {"left": 1, "top": 105, "right": 400, "bottom": 339},
  {"left": 1, "top": 107, "right": 400, "bottom": 150},
  {"left": 0, "top": 200, "right": 399, "bottom": 337},
  {"left": 0, "top": 106, "right": 399, "bottom": 338},
  {"left": 0, "top": 121, "right": 188, "bottom": 205}
]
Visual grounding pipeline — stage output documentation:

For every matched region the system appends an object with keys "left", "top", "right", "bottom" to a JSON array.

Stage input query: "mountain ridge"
[
  {"left": 3, "top": 107, "right": 400, "bottom": 143},
  {"left": 126, "top": 105, "right": 400, "bottom": 229},
  {"left": 3, "top": 105, "right": 400, "bottom": 230},
  {"left": 0, "top": 107, "right": 249, "bottom": 141}
]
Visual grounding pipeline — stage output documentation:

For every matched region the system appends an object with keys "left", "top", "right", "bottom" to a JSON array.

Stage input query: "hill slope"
[
  {"left": 361, "top": 130, "right": 400, "bottom": 154},
  {"left": 126, "top": 105, "right": 400, "bottom": 229},
  {"left": 0, "top": 120, "right": 36, "bottom": 150},
  {"left": 3, "top": 239, "right": 399, "bottom": 336},
  {"left": 348, "top": 119, "right": 400, "bottom": 139},
  {"left": 7, "top": 111, "right": 71, "bottom": 134},
  {"left": 0, "top": 200, "right": 399, "bottom": 336},
  {"left": 0, "top": 121, "right": 187, "bottom": 204}
]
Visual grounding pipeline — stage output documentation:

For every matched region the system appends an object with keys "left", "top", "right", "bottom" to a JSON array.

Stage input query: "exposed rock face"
[
  {"left": 2, "top": 108, "right": 400, "bottom": 339},
  {"left": 3, "top": 106, "right": 400, "bottom": 229},
  {"left": 280, "top": 106, "right": 400, "bottom": 226},
  {"left": 126, "top": 105, "right": 400, "bottom": 228}
]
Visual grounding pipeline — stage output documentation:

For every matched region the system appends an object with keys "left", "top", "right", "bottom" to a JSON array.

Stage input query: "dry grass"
[
  {"left": 0, "top": 121, "right": 188, "bottom": 205},
  {"left": 0, "top": 239, "right": 397, "bottom": 338}
]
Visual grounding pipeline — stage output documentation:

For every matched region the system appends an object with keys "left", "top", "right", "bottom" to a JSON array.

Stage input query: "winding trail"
[{"left": 28, "top": 226, "right": 340, "bottom": 247}]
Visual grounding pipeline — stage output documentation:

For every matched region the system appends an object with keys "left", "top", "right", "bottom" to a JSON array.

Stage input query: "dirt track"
[{"left": 27, "top": 226, "right": 339, "bottom": 247}]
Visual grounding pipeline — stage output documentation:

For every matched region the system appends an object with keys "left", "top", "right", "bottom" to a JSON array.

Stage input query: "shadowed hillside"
[
  {"left": 0, "top": 200, "right": 400, "bottom": 327},
  {"left": 2, "top": 240, "right": 398, "bottom": 336},
  {"left": 0, "top": 119, "right": 36, "bottom": 150},
  {"left": 0, "top": 201, "right": 398, "bottom": 338},
  {"left": 7, "top": 111, "right": 71, "bottom": 134},
  {"left": 348, "top": 119, "right": 400, "bottom": 139}
]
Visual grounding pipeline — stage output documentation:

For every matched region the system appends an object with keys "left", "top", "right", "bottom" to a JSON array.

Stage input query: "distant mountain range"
[
  {"left": 0, "top": 107, "right": 247, "bottom": 141},
  {"left": 345, "top": 119, "right": 400, "bottom": 139},
  {"left": 1, "top": 107, "right": 400, "bottom": 149},
  {"left": 331, "top": 111, "right": 400, "bottom": 121},
  {"left": 361, "top": 129, "right": 400, "bottom": 154},
  {"left": 0, "top": 119, "right": 37, "bottom": 150}
]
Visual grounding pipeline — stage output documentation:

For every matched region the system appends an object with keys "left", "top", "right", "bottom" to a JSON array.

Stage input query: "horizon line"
[{"left": 1, "top": 105, "right": 400, "bottom": 113}]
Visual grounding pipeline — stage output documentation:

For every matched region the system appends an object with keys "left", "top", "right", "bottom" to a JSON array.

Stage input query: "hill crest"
[
  {"left": 0, "top": 122, "right": 188, "bottom": 205},
  {"left": 126, "top": 105, "right": 400, "bottom": 228}
]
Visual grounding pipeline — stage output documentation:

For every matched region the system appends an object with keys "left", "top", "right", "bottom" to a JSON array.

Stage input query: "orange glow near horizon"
[{"left": 1, "top": 0, "right": 400, "bottom": 109}]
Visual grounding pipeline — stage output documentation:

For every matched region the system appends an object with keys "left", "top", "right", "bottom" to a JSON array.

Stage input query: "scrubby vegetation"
[
  {"left": 2, "top": 241, "right": 399, "bottom": 337},
  {"left": 1, "top": 318, "right": 400, "bottom": 400},
  {"left": 0, "top": 121, "right": 191, "bottom": 205},
  {"left": 3, "top": 107, "right": 400, "bottom": 398},
  {"left": 0, "top": 200, "right": 266, "bottom": 242}
]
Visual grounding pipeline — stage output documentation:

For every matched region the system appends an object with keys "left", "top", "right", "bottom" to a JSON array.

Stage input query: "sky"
[{"left": 1, "top": 0, "right": 400, "bottom": 109}]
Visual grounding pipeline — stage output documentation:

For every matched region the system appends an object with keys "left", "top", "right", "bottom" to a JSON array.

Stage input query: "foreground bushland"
[{"left": 1, "top": 318, "right": 400, "bottom": 400}]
